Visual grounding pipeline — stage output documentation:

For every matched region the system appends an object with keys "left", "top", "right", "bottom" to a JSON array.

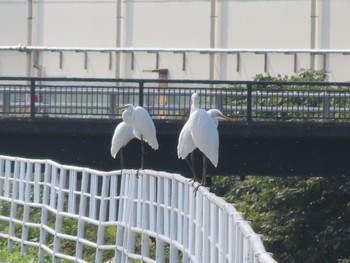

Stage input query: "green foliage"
[
  {"left": 0, "top": 249, "right": 39, "bottom": 263},
  {"left": 254, "top": 69, "right": 328, "bottom": 83},
  {"left": 227, "top": 69, "right": 350, "bottom": 121},
  {"left": 211, "top": 176, "right": 350, "bottom": 263},
  {"left": 0, "top": 205, "right": 117, "bottom": 263}
]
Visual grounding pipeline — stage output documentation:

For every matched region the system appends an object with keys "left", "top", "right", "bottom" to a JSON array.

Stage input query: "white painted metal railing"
[{"left": 0, "top": 155, "right": 276, "bottom": 263}]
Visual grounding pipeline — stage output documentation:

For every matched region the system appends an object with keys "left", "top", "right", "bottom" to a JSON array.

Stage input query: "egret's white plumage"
[
  {"left": 177, "top": 93, "right": 231, "bottom": 164},
  {"left": 177, "top": 93, "right": 233, "bottom": 186},
  {"left": 189, "top": 108, "right": 219, "bottom": 167},
  {"left": 207, "top": 109, "right": 231, "bottom": 127},
  {"left": 110, "top": 122, "right": 135, "bottom": 158},
  {"left": 121, "top": 104, "right": 159, "bottom": 150},
  {"left": 177, "top": 120, "right": 196, "bottom": 160},
  {"left": 190, "top": 92, "right": 199, "bottom": 113},
  {"left": 177, "top": 93, "right": 199, "bottom": 159}
]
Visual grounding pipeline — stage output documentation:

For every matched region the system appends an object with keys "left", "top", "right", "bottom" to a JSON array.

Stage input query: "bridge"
[{"left": 1, "top": 77, "right": 350, "bottom": 177}]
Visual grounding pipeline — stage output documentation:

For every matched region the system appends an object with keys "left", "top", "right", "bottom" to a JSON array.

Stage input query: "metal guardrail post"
[
  {"left": 322, "top": 92, "right": 330, "bottom": 120},
  {"left": 216, "top": 93, "right": 224, "bottom": 112},
  {"left": 247, "top": 83, "right": 253, "bottom": 124},
  {"left": 109, "top": 90, "right": 117, "bottom": 118},
  {"left": 2, "top": 91, "right": 10, "bottom": 118},
  {"left": 30, "top": 80, "right": 36, "bottom": 119},
  {"left": 139, "top": 81, "right": 144, "bottom": 107}
]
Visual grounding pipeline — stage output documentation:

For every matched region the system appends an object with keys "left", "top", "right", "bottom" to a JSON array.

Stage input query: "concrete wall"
[{"left": 1, "top": 0, "right": 350, "bottom": 81}]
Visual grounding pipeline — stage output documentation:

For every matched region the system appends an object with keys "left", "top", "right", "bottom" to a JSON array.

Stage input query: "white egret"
[
  {"left": 177, "top": 93, "right": 233, "bottom": 185},
  {"left": 117, "top": 104, "right": 159, "bottom": 169},
  {"left": 188, "top": 107, "right": 233, "bottom": 186},
  {"left": 110, "top": 121, "right": 135, "bottom": 168},
  {"left": 177, "top": 93, "right": 199, "bottom": 178}
]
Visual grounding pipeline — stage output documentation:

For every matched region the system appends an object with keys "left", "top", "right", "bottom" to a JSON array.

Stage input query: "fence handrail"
[
  {"left": 1, "top": 77, "right": 350, "bottom": 122},
  {"left": 3, "top": 45, "right": 350, "bottom": 54},
  {"left": 0, "top": 155, "right": 276, "bottom": 263},
  {"left": 2, "top": 76, "right": 350, "bottom": 86}
]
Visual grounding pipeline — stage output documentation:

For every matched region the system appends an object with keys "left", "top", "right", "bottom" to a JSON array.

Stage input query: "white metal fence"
[{"left": 0, "top": 155, "right": 276, "bottom": 263}]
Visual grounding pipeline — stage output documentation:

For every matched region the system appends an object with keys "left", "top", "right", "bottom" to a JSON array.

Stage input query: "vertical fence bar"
[
  {"left": 157, "top": 175, "right": 164, "bottom": 236},
  {"left": 109, "top": 86, "right": 117, "bottom": 118},
  {"left": 89, "top": 174, "right": 98, "bottom": 219},
  {"left": 247, "top": 83, "right": 253, "bottom": 124},
  {"left": 2, "top": 90, "right": 10, "bottom": 118},
  {"left": 322, "top": 92, "right": 330, "bottom": 120},
  {"left": 187, "top": 182, "right": 195, "bottom": 262},
  {"left": 109, "top": 175, "right": 118, "bottom": 221},
  {"left": 125, "top": 172, "right": 137, "bottom": 261},
  {"left": 53, "top": 167, "right": 67, "bottom": 263},
  {"left": 30, "top": 80, "right": 36, "bottom": 119},
  {"left": 76, "top": 170, "right": 89, "bottom": 261},
  {"left": 228, "top": 213, "right": 235, "bottom": 263},
  {"left": 203, "top": 195, "right": 210, "bottom": 263},
  {"left": 170, "top": 176, "right": 178, "bottom": 257},
  {"left": 210, "top": 202, "right": 218, "bottom": 263},
  {"left": 8, "top": 159, "right": 19, "bottom": 252},
  {"left": 95, "top": 175, "right": 110, "bottom": 263},
  {"left": 21, "top": 160, "right": 32, "bottom": 254},
  {"left": 115, "top": 171, "right": 127, "bottom": 263},
  {"left": 33, "top": 163, "right": 41, "bottom": 203},
  {"left": 195, "top": 191, "right": 203, "bottom": 262},
  {"left": 139, "top": 81, "right": 144, "bottom": 107},
  {"left": 141, "top": 173, "right": 150, "bottom": 259},
  {"left": 136, "top": 175, "right": 142, "bottom": 228},
  {"left": 39, "top": 161, "right": 51, "bottom": 262},
  {"left": 149, "top": 175, "right": 156, "bottom": 232},
  {"left": 67, "top": 170, "right": 77, "bottom": 214},
  {"left": 18, "top": 161, "right": 26, "bottom": 201},
  {"left": 177, "top": 182, "right": 184, "bottom": 247},
  {"left": 50, "top": 166, "right": 58, "bottom": 209},
  {"left": 4, "top": 160, "right": 11, "bottom": 198}
]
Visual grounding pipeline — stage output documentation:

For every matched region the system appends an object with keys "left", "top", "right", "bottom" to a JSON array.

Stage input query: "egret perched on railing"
[
  {"left": 115, "top": 104, "right": 159, "bottom": 169},
  {"left": 110, "top": 121, "right": 135, "bottom": 168},
  {"left": 178, "top": 93, "right": 233, "bottom": 186},
  {"left": 177, "top": 93, "right": 199, "bottom": 179}
]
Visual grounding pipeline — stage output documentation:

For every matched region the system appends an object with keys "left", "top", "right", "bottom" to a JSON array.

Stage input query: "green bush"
[{"left": 211, "top": 176, "right": 350, "bottom": 263}]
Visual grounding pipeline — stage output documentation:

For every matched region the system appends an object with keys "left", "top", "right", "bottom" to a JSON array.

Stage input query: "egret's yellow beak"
[
  {"left": 115, "top": 105, "right": 127, "bottom": 111},
  {"left": 221, "top": 114, "right": 234, "bottom": 121}
]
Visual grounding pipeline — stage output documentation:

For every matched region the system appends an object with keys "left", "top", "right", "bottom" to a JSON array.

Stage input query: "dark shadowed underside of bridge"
[{"left": 1, "top": 118, "right": 350, "bottom": 178}]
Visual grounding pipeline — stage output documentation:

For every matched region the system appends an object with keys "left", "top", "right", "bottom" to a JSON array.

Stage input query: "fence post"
[
  {"left": 216, "top": 93, "right": 224, "bottom": 112},
  {"left": 322, "top": 92, "right": 330, "bottom": 121},
  {"left": 109, "top": 90, "right": 117, "bottom": 118},
  {"left": 2, "top": 91, "right": 10, "bottom": 118},
  {"left": 30, "top": 80, "right": 36, "bottom": 119},
  {"left": 247, "top": 83, "right": 253, "bottom": 124},
  {"left": 139, "top": 81, "right": 144, "bottom": 107}
]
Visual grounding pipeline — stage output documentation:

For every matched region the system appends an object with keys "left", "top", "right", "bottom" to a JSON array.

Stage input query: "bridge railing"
[
  {"left": 0, "top": 155, "right": 276, "bottom": 263},
  {"left": 1, "top": 77, "right": 350, "bottom": 122}
]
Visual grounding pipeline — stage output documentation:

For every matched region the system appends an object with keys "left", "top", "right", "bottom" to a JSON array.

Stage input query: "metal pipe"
[
  {"left": 310, "top": 0, "right": 321, "bottom": 70},
  {"left": 218, "top": 0, "right": 228, "bottom": 79},
  {"left": 27, "top": 0, "right": 34, "bottom": 78},
  {"left": 4, "top": 45, "right": 350, "bottom": 54},
  {"left": 115, "top": 0, "right": 122, "bottom": 79},
  {"left": 209, "top": 0, "right": 216, "bottom": 81}
]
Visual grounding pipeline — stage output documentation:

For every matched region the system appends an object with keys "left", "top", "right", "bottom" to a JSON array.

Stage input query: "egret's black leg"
[
  {"left": 119, "top": 147, "right": 125, "bottom": 169},
  {"left": 186, "top": 152, "right": 197, "bottom": 181},
  {"left": 140, "top": 136, "right": 145, "bottom": 170},
  {"left": 201, "top": 155, "right": 208, "bottom": 186},
  {"left": 193, "top": 154, "right": 208, "bottom": 193}
]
